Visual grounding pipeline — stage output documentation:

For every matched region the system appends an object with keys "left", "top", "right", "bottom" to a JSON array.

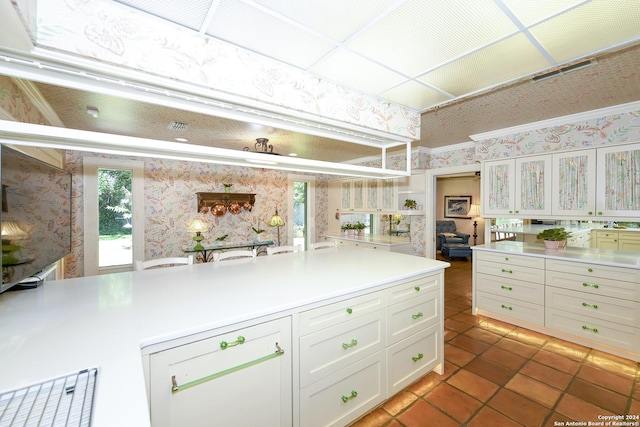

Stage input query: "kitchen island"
[
  {"left": 0, "top": 247, "right": 448, "bottom": 426},
  {"left": 472, "top": 241, "right": 640, "bottom": 362}
]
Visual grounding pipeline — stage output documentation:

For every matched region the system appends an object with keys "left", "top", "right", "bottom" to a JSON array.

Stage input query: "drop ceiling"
[{"left": 2, "top": 0, "right": 640, "bottom": 161}]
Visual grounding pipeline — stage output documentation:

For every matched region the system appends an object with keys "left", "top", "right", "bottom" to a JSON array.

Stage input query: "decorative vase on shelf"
[{"left": 543, "top": 240, "right": 563, "bottom": 250}]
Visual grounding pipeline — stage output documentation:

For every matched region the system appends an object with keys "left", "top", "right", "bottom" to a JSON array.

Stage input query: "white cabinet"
[
  {"left": 396, "top": 172, "right": 425, "bottom": 214},
  {"left": 148, "top": 318, "right": 292, "bottom": 427},
  {"left": 552, "top": 149, "right": 597, "bottom": 217},
  {"left": 482, "top": 155, "right": 551, "bottom": 217},
  {"left": 591, "top": 229, "right": 640, "bottom": 252},
  {"left": 334, "top": 177, "right": 399, "bottom": 213},
  {"left": 597, "top": 143, "right": 640, "bottom": 218},
  {"left": 341, "top": 179, "right": 365, "bottom": 212}
]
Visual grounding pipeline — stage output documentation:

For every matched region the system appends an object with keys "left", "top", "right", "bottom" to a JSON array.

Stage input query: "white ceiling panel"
[
  {"left": 249, "top": 0, "right": 400, "bottom": 43},
  {"left": 115, "top": 0, "right": 213, "bottom": 30},
  {"left": 310, "top": 49, "right": 407, "bottom": 95},
  {"left": 530, "top": 0, "right": 640, "bottom": 63},
  {"left": 204, "top": 0, "right": 336, "bottom": 69},
  {"left": 379, "top": 80, "right": 450, "bottom": 111},
  {"left": 418, "top": 34, "right": 550, "bottom": 97},
  {"left": 501, "top": 0, "right": 587, "bottom": 26},
  {"left": 346, "top": 0, "right": 518, "bottom": 77}
]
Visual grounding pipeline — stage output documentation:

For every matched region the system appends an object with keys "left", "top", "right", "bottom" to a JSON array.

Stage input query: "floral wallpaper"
[
  {"left": 475, "top": 109, "right": 640, "bottom": 161},
  {"left": 25, "top": 0, "right": 419, "bottom": 140}
]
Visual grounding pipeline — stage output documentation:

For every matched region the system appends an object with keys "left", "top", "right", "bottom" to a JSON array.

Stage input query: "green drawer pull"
[
  {"left": 582, "top": 325, "right": 598, "bottom": 333},
  {"left": 582, "top": 282, "right": 599, "bottom": 289},
  {"left": 414, "top": 286, "right": 421, "bottom": 292},
  {"left": 582, "top": 302, "right": 598, "bottom": 309},
  {"left": 501, "top": 304, "right": 513, "bottom": 311},
  {"left": 587, "top": 268, "right": 593, "bottom": 272},
  {"left": 342, "top": 339, "right": 358, "bottom": 350},
  {"left": 500, "top": 285, "right": 512, "bottom": 291},
  {"left": 172, "top": 342, "right": 284, "bottom": 393},
  {"left": 412, "top": 312, "right": 423, "bottom": 320},
  {"left": 346, "top": 307, "right": 353, "bottom": 314},
  {"left": 341, "top": 390, "right": 358, "bottom": 403},
  {"left": 220, "top": 336, "right": 245, "bottom": 349},
  {"left": 587, "top": 211, "right": 593, "bottom": 215},
  {"left": 412, "top": 353, "right": 424, "bottom": 362},
  {"left": 504, "top": 257, "right": 509, "bottom": 261},
  {"left": 501, "top": 269, "right": 513, "bottom": 274}
]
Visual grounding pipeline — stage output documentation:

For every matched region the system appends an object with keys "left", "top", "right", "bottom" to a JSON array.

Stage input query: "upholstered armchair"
[{"left": 436, "top": 220, "right": 471, "bottom": 250}]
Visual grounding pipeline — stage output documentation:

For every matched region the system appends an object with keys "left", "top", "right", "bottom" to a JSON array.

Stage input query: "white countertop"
[
  {"left": 322, "top": 233, "right": 411, "bottom": 246},
  {"left": 0, "top": 248, "right": 448, "bottom": 426},
  {"left": 473, "top": 241, "right": 640, "bottom": 268}
]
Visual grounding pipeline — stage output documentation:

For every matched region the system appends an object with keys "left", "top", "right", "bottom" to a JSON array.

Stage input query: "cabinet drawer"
[
  {"left": 476, "top": 261, "right": 544, "bottom": 284},
  {"left": 546, "top": 287, "right": 640, "bottom": 327},
  {"left": 476, "top": 273, "right": 544, "bottom": 305},
  {"left": 387, "top": 288, "right": 439, "bottom": 345},
  {"left": 387, "top": 323, "right": 440, "bottom": 396},
  {"left": 546, "top": 259, "right": 638, "bottom": 284},
  {"left": 299, "top": 311, "right": 385, "bottom": 387},
  {"left": 546, "top": 269, "right": 640, "bottom": 302},
  {"left": 299, "top": 291, "right": 385, "bottom": 335},
  {"left": 546, "top": 308, "right": 640, "bottom": 352},
  {"left": 476, "top": 251, "right": 545, "bottom": 269},
  {"left": 299, "top": 351, "right": 386, "bottom": 427},
  {"left": 386, "top": 273, "right": 440, "bottom": 305},
  {"left": 476, "top": 291, "right": 544, "bottom": 325}
]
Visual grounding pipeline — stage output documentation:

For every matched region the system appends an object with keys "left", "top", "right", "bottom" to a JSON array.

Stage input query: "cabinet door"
[
  {"left": 380, "top": 179, "right": 397, "bottom": 211},
  {"left": 352, "top": 179, "right": 365, "bottom": 211},
  {"left": 515, "top": 155, "right": 552, "bottom": 216},
  {"left": 592, "top": 230, "right": 619, "bottom": 250},
  {"left": 149, "top": 318, "right": 292, "bottom": 427},
  {"left": 552, "top": 149, "right": 597, "bottom": 216},
  {"left": 365, "top": 179, "right": 379, "bottom": 211},
  {"left": 618, "top": 231, "right": 640, "bottom": 252},
  {"left": 596, "top": 143, "right": 640, "bottom": 218},
  {"left": 482, "top": 159, "right": 515, "bottom": 215},
  {"left": 341, "top": 180, "right": 352, "bottom": 210}
]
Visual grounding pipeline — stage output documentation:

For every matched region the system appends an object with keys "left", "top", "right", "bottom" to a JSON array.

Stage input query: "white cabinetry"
[
  {"left": 551, "top": 149, "right": 597, "bottom": 217},
  {"left": 473, "top": 247, "right": 640, "bottom": 361},
  {"left": 331, "top": 177, "right": 405, "bottom": 214},
  {"left": 482, "top": 155, "right": 551, "bottom": 217},
  {"left": 341, "top": 179, "right": 365, "bottom": 212},
  {"left": 591, "top": 229, "right": 640, "bottom": 252},
  {"left": 596, "top": 143, "right": 640, "bottom": 218},
  {"left": 148, "top": 317, "right": 292, "bottom": 427},
  {"left": 298, "top": 273, "right": 443, "bottom": 426},
  {"left": 396, "top": 171, "right": 425, "bottom": 214}
]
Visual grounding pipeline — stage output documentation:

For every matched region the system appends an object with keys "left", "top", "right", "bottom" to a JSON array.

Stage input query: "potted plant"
[
  {"left": 341, "top": 222, "right": 355, "bottom": 237},
  {"left": 353, "top": 221, "right": 366, "bottom": 235},
  {"left": 536, "top": 228, "right": 571, "bottom": 250},
  {"left": 252, "top": 226, "right": 266, "bottom": 242},
  {"left": 404, "top": 199, "right": 418, "bottom": 210}
]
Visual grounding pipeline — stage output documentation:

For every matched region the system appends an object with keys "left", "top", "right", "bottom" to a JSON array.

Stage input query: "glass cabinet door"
[
  {"left": 352, "top": 179, "right": 365, "bottom": 211},
  {"left": 515, "top": 155, "right": 552, "bottom": 216},
  {"left": 341, "top": 180, "right": 352, "bottom": 210},
  {"left": 365, "top": 179, "right": 379, "bottom": 210},
  {"left": 482, "top": 159, "right": 515, "bottom": 216},
  {"left": 380, "top": 179, "right": 396, "bottom": 211},
  {"left": 597, "top": 143, "right": 640, "bottom": 217},
  {"left": 552, "top": 149, "right": 597, "bottom": 216}
]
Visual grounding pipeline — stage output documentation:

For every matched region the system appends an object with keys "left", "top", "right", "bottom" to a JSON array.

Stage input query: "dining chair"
[
  {"left": 134, "top": 255, "right": 194, "bottom": 271},
  {"left": 267, "top": 245, "right": 300, "bottom": 255},
  {"left": 214, "top": 249, "right": 257, "bottom": 261},
  {"left": 311, "top": 241, "right": 337, "bottom": 250}
]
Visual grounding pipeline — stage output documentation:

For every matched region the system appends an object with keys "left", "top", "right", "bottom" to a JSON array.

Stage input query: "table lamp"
[
  {"left": 1, "top": 221, "right": 29, "bottom": 265},
  {"left": 187, "top": 219, "right": 209, "bottom": 251},
  {"left": 269, "top": 208, "right": 285, "bottom": 246},
  {"left": 467, "top": 204, "right": 481, "bottom": 245}
]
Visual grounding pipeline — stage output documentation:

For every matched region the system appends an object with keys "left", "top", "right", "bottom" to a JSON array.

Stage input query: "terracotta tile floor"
[{"left": 350, "top": 257, "right": 640, "bottom": 427}]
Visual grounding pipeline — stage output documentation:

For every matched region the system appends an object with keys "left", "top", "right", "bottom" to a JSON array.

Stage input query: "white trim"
[
  {"left": 287, "top": 174, "right": 316, "bottom": 250},
  {"left": 470, "top": 100, "right": 640, "bottom": 141},
  {"left": 425, "top": 163, "right": 481, "bottom": 259},
  {"left": 83, "top": 157, "right": 145, "bottom": 276},
  {"left": 12, "top": 78, "right": 65, "bottom": 127}
]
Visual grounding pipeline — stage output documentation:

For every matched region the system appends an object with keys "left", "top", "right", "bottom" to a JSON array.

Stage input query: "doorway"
[{"left": 288, "top": 174, "right": 315, "bottom": 251}]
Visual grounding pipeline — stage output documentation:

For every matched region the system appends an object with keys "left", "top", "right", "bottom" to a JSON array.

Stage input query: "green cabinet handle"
[
  {"left": 412, "top": 312, "right": 423, "bottom": 320},
  {"left": 582, "top": 282, "right": 599, "bottom": 289},
  {"left": 414, "top": 286, "right": 421, "bottom": 292},
  {"left": 346, "top": 308, "right": 353, "bottom": 314},
  {"left": 500, "top": 285, "right": 512, "bottom": 291},
  {"left": 582, "top": 325, "right": 598, "bottom": 333},
  {"left": 220, "top": 336, "right": 245, "bottom": 349},
  {"left": 588, "top": 211, "right": 593, "bottom": 215},
  {"left": 587, "top": 268, "right": 593, "bottom": 272},
  {"left": 582, "top": 302, "right": 598, "bottom": 309},
  {"left": 342, "top": 339, "right": 358, "bottom": 350},
  {"left": 501, "top": 268, "right": 513, "bottom": 274},
  {"left": 412, "top": 353, "right": 424, "bottom": 362},
  {"left": 341, "top": 390, "right": 358, "bottom": 403},
  {"left": 504, "top": 257, "right": 509, "bottom": 261},
  {"left": 501, "top": 304, "right": 513, "bottom": 311}
]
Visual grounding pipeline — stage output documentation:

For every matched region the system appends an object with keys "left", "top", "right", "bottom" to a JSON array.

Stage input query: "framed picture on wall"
[{"left": 444, "top": 196, "right": 471, "bottom": 218}]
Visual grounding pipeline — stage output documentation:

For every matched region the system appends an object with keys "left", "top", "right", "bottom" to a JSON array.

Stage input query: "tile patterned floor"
[{"left": 350, "top": 257, "right": 640, "bottom": 427}]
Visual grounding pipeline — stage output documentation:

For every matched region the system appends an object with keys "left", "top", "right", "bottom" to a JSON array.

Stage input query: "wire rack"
[{"left": 0, "top": 368, "right": 97, "bottom": 427}]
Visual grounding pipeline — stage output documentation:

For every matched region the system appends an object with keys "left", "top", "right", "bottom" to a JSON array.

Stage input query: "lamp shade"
[
  {"left": 269, "top": 214, "right": 285, "bottom": 227},
  {"left": 187, "top": 219, "right": 209, "bottom": 233},
  {"left": 1, "top": 221, "right": 29, "bottom": 240},
  {"left": 467, "top": 204, "right": 481, "bottom": 218}
]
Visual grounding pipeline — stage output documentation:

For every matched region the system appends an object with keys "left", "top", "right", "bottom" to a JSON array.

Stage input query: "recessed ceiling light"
[{"left": 174, "top": 137, "right": 189, "bottom": 142}]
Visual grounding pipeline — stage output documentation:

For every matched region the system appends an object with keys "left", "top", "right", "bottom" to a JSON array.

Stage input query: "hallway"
[{"left": 350, "top": 257, "right": 640, "bottom": 426}]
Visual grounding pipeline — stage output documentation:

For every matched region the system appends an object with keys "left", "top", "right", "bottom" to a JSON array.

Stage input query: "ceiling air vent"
[
  {"left": 168, "top": 121, "right": 189, "bottom": 131},
  {"left": 532, "top": 60, "right": 595, "bottom": 83}
]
